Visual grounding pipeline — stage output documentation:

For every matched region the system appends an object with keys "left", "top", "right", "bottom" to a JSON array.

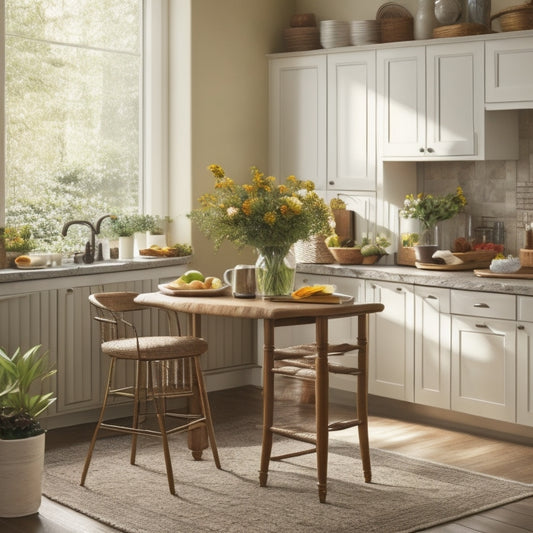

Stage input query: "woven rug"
[{"left": 43, "top": 412, "right": 533, "bottom": 533}]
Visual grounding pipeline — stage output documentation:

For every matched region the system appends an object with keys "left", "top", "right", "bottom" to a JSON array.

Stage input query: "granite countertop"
[
  {"left": 297, "top": 263, "right": 533, "bottom": 297},
  {"left": 0, "top": 256, "right": 190, "bottom": 283}
]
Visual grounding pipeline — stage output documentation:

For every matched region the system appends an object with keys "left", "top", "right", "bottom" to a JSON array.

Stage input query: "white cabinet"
[
  {"left": 366, "top": 280, "right": 415, "bottom": 401},
  {"left": 327, "top": 51, "right": 376, "bottom": 191},
  {"left": 268, "top": 55, "right": 327, "bottom": 187},
  {"left": 517, "top": 297, "right": 533, "bottom": 426},
  {"left": 377, "top": 41, "right": 518, "bottom": 160},
  {"left": 414, "top": 286, "right": 451, "bottom": 409},
  {"left": 450, "top": 290, "right": 516, "bottom": 423},
  {"left": 269, "top": 50, "right": 376, "bottom": 191},
  {"left": 486, "top": 36, "right": 533, "bottom": 108}
]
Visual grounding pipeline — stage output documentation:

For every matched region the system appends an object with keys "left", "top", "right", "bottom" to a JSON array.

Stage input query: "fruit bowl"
[{"left": 328, "top": 247, "right": 363, "bottom": 265}]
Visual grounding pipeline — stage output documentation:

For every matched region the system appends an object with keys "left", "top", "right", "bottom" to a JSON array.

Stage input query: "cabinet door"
[
  {"left": 377, "top": 46, "right": 425, "bottom": 158},
  {"left": 486, "top": 36, "right": 533, "bottom": 105},
  {"left": 414, "top": 286, "right": 451, "bottom": 409},
  {"left": 451, "top": 316, "right": 516, "bottom": 423},
  {"left": 366, "top": 280, "right": 415, "bottom": 401},
  {"left": 0, "top": 291, "right": 58, "bottom": 415},
  {"left": 327, "top": 51, "right": 376, "bottom": 191},
  {"left": 269, "top": 55, "right": 326, "bottom": 187},
  {"left": 426, "top": 42, "right": 482, "bottom": 157},
  {"left": 517, "top": 322, "right": 533, "bottom": 427}
]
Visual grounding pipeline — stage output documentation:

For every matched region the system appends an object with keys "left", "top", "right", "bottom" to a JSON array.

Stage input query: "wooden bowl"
[{"left": 328, "top": 247, "right": 363, "bottom": 265}]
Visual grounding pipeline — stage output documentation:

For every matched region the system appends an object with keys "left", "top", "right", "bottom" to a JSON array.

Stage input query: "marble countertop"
[
  {"left": 0, "top": 256, "right": 190, "bottom": 283},
  {"left": 297, "top": 263, "right": 533, "bottom": 297}
]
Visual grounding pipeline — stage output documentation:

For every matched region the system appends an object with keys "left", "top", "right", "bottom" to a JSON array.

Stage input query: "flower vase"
[
  {"left": 414, "top": 225, "right": 439, "bottom": 263},
  {"left": 414, "top": 0, "right": 439, "bottom": 40},
  {"left": 255, "top": 247, "right": 296, "bottom": 297},
  {"left": 118, "top": 236, "right": 134, "bottom": 260}
]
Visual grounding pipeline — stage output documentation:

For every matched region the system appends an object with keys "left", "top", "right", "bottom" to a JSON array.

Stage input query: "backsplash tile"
[{"left": 420, "top": 109, "right": 533, "bottom": 256}]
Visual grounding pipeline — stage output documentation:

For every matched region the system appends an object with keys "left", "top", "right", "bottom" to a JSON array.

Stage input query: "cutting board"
[
  {"left": 266, "top": 293, "right": 354, "bottom": 304},
  {"left": 474, "top": 268, "right": 533, "bottom": 279},
  {"left": 415, "top": 261, "right": 492, "bottom": 271}
]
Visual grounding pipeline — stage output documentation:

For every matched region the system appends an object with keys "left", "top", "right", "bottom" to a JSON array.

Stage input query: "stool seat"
[{"left": 101, "top": 336, "right": 208, "bottom": 360}]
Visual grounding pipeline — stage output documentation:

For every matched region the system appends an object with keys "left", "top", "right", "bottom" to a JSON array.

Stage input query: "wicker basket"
[
  {"left": 380, "top": 17, "right": 414, "bottom": 43},
  {"left": 329, "top": 247, "right": 363, "bottom": 265},
  {"left": 491, "top": 3, "right": 533, "bottom": 32},
  {"left": 283, "top": 27, "right": 321, "bottom": 52},
  {"left": 433, "top": 22, "right": 489, "bottom": 38},
  {"left": 294, "top": 235, "right": 334, "bottom": 264},
  {"left": 397, "top": 246, "right": 416, "bottom": 266}
]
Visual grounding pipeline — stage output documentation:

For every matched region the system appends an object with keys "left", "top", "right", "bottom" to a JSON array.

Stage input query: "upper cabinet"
[
  {"left": 268, "top": 55, "right": 327, "bottom": 187},
  {"left": 327, "top": 51, "right": 376, "bottom": 191},
  {"left": 377, "top": 41, "right": 518, "bottom": 161},
  {"left": 269, "top": 50, "right": 376, "bottom": 192},
  {"left": 486, "top": 35, "right": 533, "bottom": 109}
]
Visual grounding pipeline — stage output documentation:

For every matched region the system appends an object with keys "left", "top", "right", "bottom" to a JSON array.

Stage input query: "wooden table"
[{"left": 134, "top": 291, "right": 384, "bottom": 502}]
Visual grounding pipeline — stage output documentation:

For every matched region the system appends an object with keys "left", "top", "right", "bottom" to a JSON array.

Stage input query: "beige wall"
[{"left": 169, "top": 0, "right": 293, "bottom": 277}]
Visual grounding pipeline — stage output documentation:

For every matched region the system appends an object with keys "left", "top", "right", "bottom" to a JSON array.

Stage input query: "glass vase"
[
  {"left": 255, "top": 246, "right": 296, "bottom": 297},
  {"left": 414, "top": 225, "right": 439, "bottom": 263}
]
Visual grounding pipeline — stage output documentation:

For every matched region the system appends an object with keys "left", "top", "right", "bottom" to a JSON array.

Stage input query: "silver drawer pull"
[{"left": 473, "top": 303, "right": 489, "bottom": 308}]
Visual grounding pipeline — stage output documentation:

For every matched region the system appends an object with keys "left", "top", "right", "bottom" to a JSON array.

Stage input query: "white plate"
[
  {"left": 16, "top": 264, "right": 47, "bottom": 270},
  {"left": 158, "top": 283, "right": 230, "bottom": 297}
]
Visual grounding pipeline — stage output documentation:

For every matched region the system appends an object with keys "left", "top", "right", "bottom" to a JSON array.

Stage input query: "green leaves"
[{"left": 0, "top": 345, "right": 56, "bottom": 421}]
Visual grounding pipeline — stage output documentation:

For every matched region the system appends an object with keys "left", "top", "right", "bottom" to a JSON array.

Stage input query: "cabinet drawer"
[
  {"left": 451, "top": 290, "right": 515, "bottom": 320},
  {"left": 518, "top": 296, "right": 533, "bottom": 322}
]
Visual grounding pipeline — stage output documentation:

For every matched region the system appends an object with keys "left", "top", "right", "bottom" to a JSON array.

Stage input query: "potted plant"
[
  {"left": 4, "top": 226, "right": 36, "bottom": 267},
  {"left": 399, "top": 187, "right": 467, "bottom": 263},
  {"left": 0, "top": 345, "right": 56, "bottom": 517}
]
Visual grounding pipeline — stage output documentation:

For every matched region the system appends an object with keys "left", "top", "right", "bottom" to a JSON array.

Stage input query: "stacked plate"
[
  {"left": 320, "top": 20, "right": 350, "bottom": 49},
  {"left": 350, "top": 20, "right": 380, "bottom": 45}
]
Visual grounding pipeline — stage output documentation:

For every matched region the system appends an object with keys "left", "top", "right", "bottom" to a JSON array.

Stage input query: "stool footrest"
[
  {"left": 328, "top": 419, "right": 361, "bottom": 431},
  {"left": 273, "top": 342, "right": 360, "bottom": 360}
]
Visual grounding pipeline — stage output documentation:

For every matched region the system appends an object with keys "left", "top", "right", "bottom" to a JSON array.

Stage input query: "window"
[{"left": 2, "top": 0, "right": 144, "bottom": 252}]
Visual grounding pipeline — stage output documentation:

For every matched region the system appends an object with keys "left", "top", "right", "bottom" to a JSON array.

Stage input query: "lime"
[{"left": 180, "top": 270, "right": 205, "bottom": 283}]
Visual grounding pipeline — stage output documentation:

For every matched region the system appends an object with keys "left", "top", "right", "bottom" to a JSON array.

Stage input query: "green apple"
[{"left": 180, "top": 269, "right": 205, "bottom": 283}]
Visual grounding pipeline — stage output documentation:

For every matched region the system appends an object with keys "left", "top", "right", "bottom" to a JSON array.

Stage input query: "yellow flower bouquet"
[{"left": 189, "top": 165, "right": 332, "bottom": 295}]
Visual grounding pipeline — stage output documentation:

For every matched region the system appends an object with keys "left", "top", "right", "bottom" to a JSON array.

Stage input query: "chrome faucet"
[{"left": 61, "top": 215, "right": 112, "bottom": 263}]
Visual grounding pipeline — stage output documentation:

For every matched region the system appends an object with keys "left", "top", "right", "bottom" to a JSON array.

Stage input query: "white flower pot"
[
  {"left": 118, "top": 236, "right": 134, "bottom": 259},
  {"left": 133, "top": 231, "right": 147, "bottom": 256},
  {"left": 0, "top": 433, "right": 46, "bottom": 517},
  {"left": 146, "top": 233, "right": 166, "bottom": 248}
]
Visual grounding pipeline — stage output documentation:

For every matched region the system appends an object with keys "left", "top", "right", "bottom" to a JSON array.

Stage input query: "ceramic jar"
[{"left": 414, "top": 0, "right": 439, "bottom": 40}]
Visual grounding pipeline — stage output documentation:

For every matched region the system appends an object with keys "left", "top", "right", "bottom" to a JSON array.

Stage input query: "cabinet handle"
[
  {"left": 426, "top": 295, "right": 438, "bottom": 300},
  {"left": 518, "top": 325, "right": 525, "bottom": 330},
  {"left": 427, "top": 147, "right": 434, "bottom": 153},
  {"left": 419, "top": 147, "right": 425, "bottom": 153},
  {"left": 396, "top": 287, "right": 403, "bottom": 292},
  {"left": 329, "top": 181, "right": 335, "bottom": 185},
  {"left": 475, "top": 323, "right": 488, "bottom": 328},
  {"left": 473, "top": 303, "right": 489, "bottom": 308},
  {"left": 67, "top": 288, "right": 74, "bottom": 294}
]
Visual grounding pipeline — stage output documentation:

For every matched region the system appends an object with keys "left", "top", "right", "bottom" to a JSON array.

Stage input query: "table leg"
[
  {"left": 315, "top": 317, "right": 329, "bottom": 503},
  {"left": 357, "top": 314, "right": 371, "bottom": 483},
  {"left": 187, "top": 313, "right": 209, "bottom": 459},
  {"left": 259, "top": 319, "right": 275, "bottom": 487}
]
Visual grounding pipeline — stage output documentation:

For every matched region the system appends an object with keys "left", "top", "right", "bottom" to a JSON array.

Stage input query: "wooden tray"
[
  {"left": 474, "top": 268, "right": 533, "bottom": 279},
  {"left": 415, "top": 261, "right": 491, "bottom": 271},
  {"left": 266, "top": 293, "right": 353, "bottom": 304}
]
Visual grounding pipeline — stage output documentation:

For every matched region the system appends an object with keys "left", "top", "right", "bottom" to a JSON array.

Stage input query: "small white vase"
[
  {"left": 414, "top": 0, "right": 439, "bottom": 40},
  {"left": 133, "top": 231, "right": 147, "bottom": 256},
  {"left": 118, "top": 236, "right": 134, "bottom": 259},
  {"left": 0, "top": 433, "right": 45, "bottom": 517},
  {"left": 146, "top": 232, "right": 167, "bottom": 248}
]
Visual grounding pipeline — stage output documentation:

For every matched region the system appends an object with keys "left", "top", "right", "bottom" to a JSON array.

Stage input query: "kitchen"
[{"left": 2, "top": 1, "right": 533, "bottom": 531}]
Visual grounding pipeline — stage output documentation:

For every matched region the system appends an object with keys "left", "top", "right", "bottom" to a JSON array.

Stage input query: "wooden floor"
[{"left": 2, "top": 383, "right": 533, "bottom": 533}]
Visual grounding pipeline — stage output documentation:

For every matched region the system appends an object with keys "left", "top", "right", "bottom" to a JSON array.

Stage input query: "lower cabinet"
[
  {"left": 517, "top": 297, "right": 533, "bottom": 427},
  {"left": 414, "top": 286, "right": 451, "bottom": 409},
  {"left": 366, "top": 280, "right": 415, "bottom": 402}
]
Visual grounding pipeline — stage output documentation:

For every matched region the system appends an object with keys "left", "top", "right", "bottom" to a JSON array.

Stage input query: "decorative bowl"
[{"left": 328, "top": 247, "right": 363, "bottom": 265}]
